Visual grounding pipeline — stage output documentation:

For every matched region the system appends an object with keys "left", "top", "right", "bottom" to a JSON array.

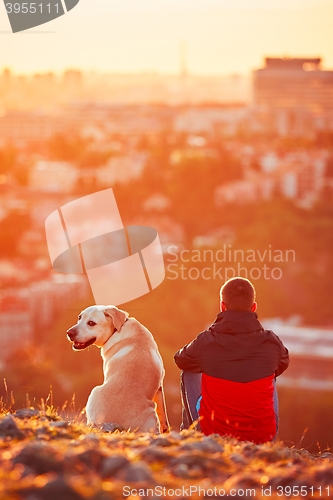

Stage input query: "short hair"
[{"left": 220, "top": 277, "right": 256, "bottom": 312}]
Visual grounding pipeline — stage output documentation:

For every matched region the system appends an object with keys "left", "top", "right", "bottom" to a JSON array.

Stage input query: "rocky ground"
[{"left": 0, "top": 409, "right": 332, "bottom": 499}]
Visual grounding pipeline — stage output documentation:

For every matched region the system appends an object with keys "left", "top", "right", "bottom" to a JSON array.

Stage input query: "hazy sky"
[{"left": 0, "top": 0, "right": 332, "bottom": 75}]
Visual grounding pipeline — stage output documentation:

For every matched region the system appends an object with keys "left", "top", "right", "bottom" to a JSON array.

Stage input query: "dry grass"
[{"left": 0, "top": 407, "right": 332, "bottom": 499}]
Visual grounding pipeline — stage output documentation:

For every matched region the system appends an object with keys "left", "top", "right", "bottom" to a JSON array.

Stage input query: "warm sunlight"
[
  {"left": 0, "top": 0, "right": 332, "bottom": 74},
  {"left": 0, "top": 1, "right": 333, "bottom": 496}
]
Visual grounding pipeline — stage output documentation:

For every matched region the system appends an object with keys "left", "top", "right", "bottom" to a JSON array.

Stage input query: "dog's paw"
[{"left": 98, "top": 422, "right": 124, "bottom": 433}]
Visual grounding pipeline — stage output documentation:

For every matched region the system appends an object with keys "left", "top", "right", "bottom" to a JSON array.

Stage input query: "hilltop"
[{"left": 0, "top": 409, "right": 332, "bottom": 499}]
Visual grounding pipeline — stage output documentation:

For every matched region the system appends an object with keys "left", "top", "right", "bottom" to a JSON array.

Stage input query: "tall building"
[{"left": 253, "top": 57, "right": 333, "bottom": 113}]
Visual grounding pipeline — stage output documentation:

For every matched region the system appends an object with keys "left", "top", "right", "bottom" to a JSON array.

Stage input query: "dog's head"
[{"left": 66, "top": 305, "right": 129, "bottom": 350}]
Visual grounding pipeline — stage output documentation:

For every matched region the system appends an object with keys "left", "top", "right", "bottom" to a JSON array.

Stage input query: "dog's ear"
[{"left": 103, "top": 306, "right": 128, "bottom": 332}]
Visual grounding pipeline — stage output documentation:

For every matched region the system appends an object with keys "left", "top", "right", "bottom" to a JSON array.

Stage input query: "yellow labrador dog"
[{"left": 66, "top": 305, "right": 170, "bottom": 433}]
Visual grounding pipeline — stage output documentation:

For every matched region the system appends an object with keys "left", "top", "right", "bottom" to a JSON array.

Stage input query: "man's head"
[{"left": 220, "top": 277, "right": 257, "bottom": 312}]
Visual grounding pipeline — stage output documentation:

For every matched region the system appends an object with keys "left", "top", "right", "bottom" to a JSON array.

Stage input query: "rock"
[
  {"left": 77, "top": 449, "right": 106, "bottom": 470},
  {"left": 269, "top": 473, "right": 300, "bottom": 488},
  {"left": 90, "top": 492, "right": 117, "bottom": 500},
  {"left": 98, "top": 422, "right": 124, "bottom": 432},
  {"left": 315, "top": 466, "right": 333, "bottom": 482},
  {"left": 241, "top": 443, "right": 259, "bottom": 457},
  {"left": 255, "top": 449, "right": 283, "bottom": 463},
  {"left": 49, "top": 421, "right": 69, "bottom": 428},
  {"left": 0, "top": 415, "right": 25, "bottom": 439},
  {"left": 201, "top": 436, "right": 224, "bottom": 452},
  {"left": 290, "top": 479, "right": 318, "bottom": 489},
  {"left": 224, "top": 473, "right": 259, "bottom": 490},
  {"left": 318, "top": 452, "right": 333, "bottom": 461},
  {"left": 14, "top": 408, "right": 41, "bottom": 419},
  {"left": 20, "top": 465, "right": 35, "bottom": 478},
  {"left": 78, "top": 433, "right": 100, "bottom": 445},
  {"left": 101, "top": 455, "right": 130, "bottom": 478},
  {"left": 229, "top": 453, "right": 247, "bottom": 465},
  {"left": 181, "top": 437, "right": 223, "bottom": 453},
  {"left": 171, "top": 463, "right": 191, "bottom": 479},
  {"left": 298, "top": 449, "right": 311, "bottom": 457},
  {"left": 27, "top": 478, "right": 84, "bottom": 500},
  {"left": 119, "top": 461, "right": 154, "bottom": 482},
  {"left": 179, "top": 443, "right": 195, "bottom": 451},
  {"left": 15, "top": 478, "right": 83, "bottom": 500},
  {"left": 169, "top": 452, "right": 210, "bottom": 468},
  {"left": 168, "top": 431, "right": 183, "bottom": 440},
  {"left": 292, "top": 456, "right": 306, "bottom": 465},
  {"left": 12, "top": 443, "right": 63, "bottom": 474},
  {"left": 152, "top": 436, "right": 174, "bottom": 447},
  {"left": 140, "top": 446, "right": 171, "bottom": 463},
  {"left": 36, "top": 426, "right": 51, "bottom": 436}
]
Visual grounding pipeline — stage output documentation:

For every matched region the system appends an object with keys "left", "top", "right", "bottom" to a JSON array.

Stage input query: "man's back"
[
  {"left": 175, "top": 311, "right": 288, "bottom": 379},
  {"left": 174, "top": 309, "right": 289, "bottom": 443}
]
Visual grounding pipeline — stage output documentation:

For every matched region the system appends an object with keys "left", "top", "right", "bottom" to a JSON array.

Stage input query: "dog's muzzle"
[
  {"left": 66, "top": 327, "right": 96, "bottom": 350},
  {"left": 67, "top": 327, "right": 77, "bottom": 341}
]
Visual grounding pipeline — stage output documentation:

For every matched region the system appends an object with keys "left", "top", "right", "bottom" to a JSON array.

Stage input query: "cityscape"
[
  {"left": 0, "top": 55, "right": 333, "bottom": 447},
  {"left": 0, "top": 0, "right": 333, "bottom": 495}
]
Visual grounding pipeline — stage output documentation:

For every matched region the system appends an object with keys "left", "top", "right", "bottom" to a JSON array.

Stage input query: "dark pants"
[
  {"left": 180, "top": 371, "right": 202, "bottom": 430},
  {"left": 180, "top": 371, "right": 279, "bottom": 437}
]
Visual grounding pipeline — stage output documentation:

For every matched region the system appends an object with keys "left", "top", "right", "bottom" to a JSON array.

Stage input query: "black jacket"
[{"left": 174, "top": 310, "right": 289, "bottom": 382}]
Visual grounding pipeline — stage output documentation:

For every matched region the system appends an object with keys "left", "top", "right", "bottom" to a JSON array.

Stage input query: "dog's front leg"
[{"left": 153, "top": 385, "right": 170, "bottom": 433}]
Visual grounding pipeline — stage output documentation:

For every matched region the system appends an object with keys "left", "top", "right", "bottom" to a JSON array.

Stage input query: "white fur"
[
  {"left": 67, "top": 305, "right": 169, "bottom": 433},
  {"left": 111, "top": 345, "right": 134, "bottom": 362}
]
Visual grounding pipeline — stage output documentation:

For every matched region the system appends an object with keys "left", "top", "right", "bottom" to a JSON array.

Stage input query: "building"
[
  {"left": 29, "top": 160, "right": 78, "bottom": 193},
  {"left": 253, "top": 58, "right": 333, "bottom": 137},
  {"left": 96, "top": 153, "right": 147, "bottom": 186},
  {"left": 215, "top": 177, "right": 276, "bottom": 205},
  {"left": 0, "top": 111, "right": 66, "bottom": 143},
  {"left": 215, "top": 148, "right": 328, "bottom": 207},
  {"left": 174, "top": 105, "right": 249, "bottom": 135},
  {"left": 253, "top": 57, "right": 333, "bottom": 113}
]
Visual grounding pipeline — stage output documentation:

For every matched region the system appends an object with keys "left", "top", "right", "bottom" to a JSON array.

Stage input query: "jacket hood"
[{"left": 211, "top": 310, "right": 264, "bottom": 334}]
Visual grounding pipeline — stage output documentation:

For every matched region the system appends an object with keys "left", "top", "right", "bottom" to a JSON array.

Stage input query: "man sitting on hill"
[{"left": 174, "top": 277, "right": 289, "bottom": 444}]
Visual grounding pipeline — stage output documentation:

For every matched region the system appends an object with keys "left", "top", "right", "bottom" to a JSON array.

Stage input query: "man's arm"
[
  {"left": 174, "top": 335, "right": 203, "bottom": 373},
  {"left": 275, "top": 344, "right": 290, "bottom": 377}
]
